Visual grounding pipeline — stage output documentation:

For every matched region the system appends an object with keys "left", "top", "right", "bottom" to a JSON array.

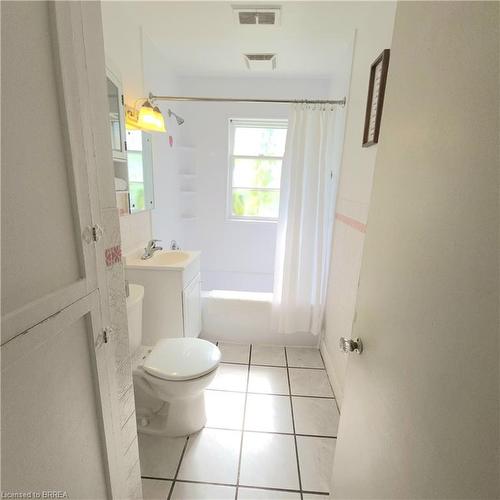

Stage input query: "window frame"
[{"left": 226, "top": 118, "right": 288, "bottom": 223}]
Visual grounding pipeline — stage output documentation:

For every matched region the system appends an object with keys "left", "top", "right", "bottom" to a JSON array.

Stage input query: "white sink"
[{"left": 126, "top": 250, "right": 199, "bottom": 271}]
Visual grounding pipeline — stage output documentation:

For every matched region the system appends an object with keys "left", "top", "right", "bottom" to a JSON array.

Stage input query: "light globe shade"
[{"left": 137, "top": 101, "right": 166, "bottom": 132}]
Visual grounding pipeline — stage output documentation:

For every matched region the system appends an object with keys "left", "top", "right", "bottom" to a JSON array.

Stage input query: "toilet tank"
[{"left": 126, "top": 284, "right": 144, "bottom": 354}]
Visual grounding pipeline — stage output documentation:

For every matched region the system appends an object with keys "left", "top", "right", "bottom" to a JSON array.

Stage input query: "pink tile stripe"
[{"left": 335, "top": 212, "right": 367, "bottom": 234}]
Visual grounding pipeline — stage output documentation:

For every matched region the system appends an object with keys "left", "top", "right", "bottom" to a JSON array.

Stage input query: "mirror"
[{"left": 126, "top": 129, "right": 155, "bottom": 213}]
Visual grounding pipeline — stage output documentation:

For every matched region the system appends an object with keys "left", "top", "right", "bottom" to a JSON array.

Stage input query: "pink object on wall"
[
  {"left": 335, "top": 213, "right": 367, "bottom": 234},
  {"left": 105, "top": 245, "right": 122, "bottom": 267}
]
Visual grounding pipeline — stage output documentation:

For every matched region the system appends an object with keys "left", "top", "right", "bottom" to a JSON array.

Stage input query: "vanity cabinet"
[
  {"left": 182, "top": 274, "right": 202, "bottom": 338},
  {"left": 125, "top": 251, "right": 202, "bottom": 344}
]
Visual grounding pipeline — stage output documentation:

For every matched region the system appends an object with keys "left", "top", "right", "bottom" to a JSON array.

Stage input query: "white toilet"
[{"left": 126, "top": 283, "right": 220, "bottom": 437}]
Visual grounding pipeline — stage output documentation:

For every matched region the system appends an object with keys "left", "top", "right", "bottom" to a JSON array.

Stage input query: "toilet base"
[{"left": 137, "top": 391, "right": 207, "bottom": 437}]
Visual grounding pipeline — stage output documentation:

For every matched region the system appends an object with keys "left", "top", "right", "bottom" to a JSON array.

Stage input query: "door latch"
[{"left": 339, "top": 337, "right": 363, "bottom": 354}]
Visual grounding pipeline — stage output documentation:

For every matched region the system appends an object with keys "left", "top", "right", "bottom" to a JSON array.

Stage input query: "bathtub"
[{"left": 201, "top": 290, "right": 318, "bottom": 347}]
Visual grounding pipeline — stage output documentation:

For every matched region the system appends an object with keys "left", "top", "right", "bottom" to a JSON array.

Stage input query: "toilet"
[{"left": 126, "top": 283, "right": 220, "bottom": 437}]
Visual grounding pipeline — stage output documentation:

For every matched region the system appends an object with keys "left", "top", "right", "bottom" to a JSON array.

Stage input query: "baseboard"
[{"left": 320, "top": 338, "right": 344, "bottom": 409}]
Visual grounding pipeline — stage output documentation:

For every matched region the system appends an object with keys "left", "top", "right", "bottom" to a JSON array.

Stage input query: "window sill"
[{"left": 226, "top": 216, "right": 278, "bottom": 224}]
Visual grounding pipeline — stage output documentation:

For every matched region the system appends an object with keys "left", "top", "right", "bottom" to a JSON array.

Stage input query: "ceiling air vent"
[
  {"left": 243, "top": 53, "right": 277, "bottom": 71},
  {"left": 233, "top": 7, "right": 281, "bottom": 26}
]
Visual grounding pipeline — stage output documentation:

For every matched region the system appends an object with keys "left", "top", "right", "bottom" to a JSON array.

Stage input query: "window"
[{"left": 228, "top": 119, "right": 287, "bottom": 221}]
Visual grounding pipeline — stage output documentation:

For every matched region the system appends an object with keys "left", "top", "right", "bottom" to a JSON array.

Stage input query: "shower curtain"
[{"left": 272, "top": 104, "right": 339, "bottom": 336}]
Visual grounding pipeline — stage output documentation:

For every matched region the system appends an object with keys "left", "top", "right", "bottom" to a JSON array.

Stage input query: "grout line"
[
  {"left": 203, "top": 425, "right": 337, "bottom": 439},
  {"left": 166, "top": 435, "right": 190, "bottom": 500},
  {"left": 143, "top": 476, "right": 331, "bottom": 497},
  {"left": 318, "top": 349, "right": 341, "bottom": 414},
  {"left": 207, "top": 388, "right": 336, "bottom": 400},
  {"left": 220, "top": 361, "right": 326, "bottom": 370},
  {"left": 284, "top": 347, "right": 304, "bottom": 500},
  {"left": 234, "top": 344, "right": 252, "bottom": 500}
]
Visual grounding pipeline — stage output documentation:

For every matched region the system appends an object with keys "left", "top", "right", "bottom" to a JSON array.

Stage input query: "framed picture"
[{"left": 362, "top": 49, "right": 390, "bottom": 147}]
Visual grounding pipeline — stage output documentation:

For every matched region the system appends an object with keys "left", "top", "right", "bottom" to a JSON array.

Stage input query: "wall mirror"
[{"left": 126, "top": 129, "right": 155, "bottom": 213}]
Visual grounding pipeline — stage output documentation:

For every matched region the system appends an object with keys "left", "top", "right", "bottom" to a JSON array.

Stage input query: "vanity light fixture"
[{"left": 126, "top": 99, "right": 166, "bottom": 133}]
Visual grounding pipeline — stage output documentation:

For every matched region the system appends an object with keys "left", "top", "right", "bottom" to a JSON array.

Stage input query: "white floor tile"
[
  {"left": 251, "top": 345, "right": 286, "bottom": 367},
  {"left": 238, "top": 487, "right": 300, "bottom": 499},
  {"left": 296, "top": 436, "right": 336, "bottom": 493},
  {"left": 244, "top": 394, "right": 293, "bottom": 433},
  {"left": 208, "top": 363, "right": 248, "bottom": 392},
  {"left": 205, "top": 390, "right": 245, "bottom": 430},
  {"left": 289, "top": 369, "right": 333, "bottom": 397},
  {"left": 239, "top": 432, "right": 299, "bottom": 490},
  {"left": 170, "top": 482, "right": 236, "bottom": 499},
  {"left": 248, "top": 366, "right": 289, "bottom": 395},
  {"left": 177, "top": 428, "right": 241, "bottom": 484},
  {"left": 302, "top": 495, "right": 329, "bottom": 499},
  {"left": 218, "top": 342, "right": 251, "bottom": 364},
  {"left": 138, "top": 433, "right": 186, "bottom": 479},
  {"left": 292, "top": 397, "right": 339, "bottom": 436},
  {"left": 141, "top": 479, "right": 172, "bottom": 500},
  {"left": 286, "top": 347, "right": 324, "bottom": 369}
]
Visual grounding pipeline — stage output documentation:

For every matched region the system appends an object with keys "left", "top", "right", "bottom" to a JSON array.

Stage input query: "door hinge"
[
  {"left": 121, "top": 94, "right": 124, "bottom": 106},
  {"left": 124, "top": 140, "right": 127, "bottom": 152},
  {"left": 103, "top": 327, "right": 111, "bottom": 343},
  {"left": 95, "top": 327, "right": 112, "bottom": 349},
  {"left": 82, "top": 224, "right": 103, "bottom": 244}
]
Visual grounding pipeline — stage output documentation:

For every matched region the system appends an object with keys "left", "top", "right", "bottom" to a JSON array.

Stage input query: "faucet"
[
  {"left": 170, "top": 240, "right": 180, "bottom": 250},
  {"left": 141, "top": 239, "right": 163, "bottom": 260}
]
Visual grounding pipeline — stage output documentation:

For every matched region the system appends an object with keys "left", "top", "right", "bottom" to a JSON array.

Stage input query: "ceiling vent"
[
  {"left": 243, "top": 53, "right": 277, "bottom": 71},
  {"left": 233, "top": 6, "right": 281, "bottom": 26}
]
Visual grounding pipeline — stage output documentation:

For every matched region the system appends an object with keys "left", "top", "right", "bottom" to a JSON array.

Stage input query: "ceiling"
[{"left": 120, "top": 1, "right": 364, "bottom": 79}]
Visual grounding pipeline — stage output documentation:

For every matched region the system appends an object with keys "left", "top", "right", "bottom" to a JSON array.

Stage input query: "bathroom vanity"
[{"left": 125, "top": 250, "right": 201, "bottom": 344}]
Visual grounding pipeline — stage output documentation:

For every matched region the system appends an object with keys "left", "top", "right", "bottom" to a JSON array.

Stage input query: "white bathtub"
[{"left": 201, "top": 290, "right": 318, "bottom": 347}]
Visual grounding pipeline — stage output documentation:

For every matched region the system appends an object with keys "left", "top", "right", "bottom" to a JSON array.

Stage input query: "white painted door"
[
  {"left": 1, "top": 292, "right": 117, "bottom": 498},
  {"left": 183, "top": 274, "right": 202, "bottom": 337},
  {"left": 332, "top": 3, "right": 499, "bottom": 499},
  {"left": 1, "top": 0, "right": 99, "bottom": 343},
  {"left": 1, "top": 1, "right": 121, "bottom": 496}
]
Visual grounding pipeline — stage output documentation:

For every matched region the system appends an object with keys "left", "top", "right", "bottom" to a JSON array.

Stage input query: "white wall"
[
  {"left": 152, "top": 76, "right": 332, "bottom": 292},
  {"left": 101, "top": 3, "right": 182, "bottom": 256},
  {"left": 321, "top": 3, "right": 397, "bottom": 403}
]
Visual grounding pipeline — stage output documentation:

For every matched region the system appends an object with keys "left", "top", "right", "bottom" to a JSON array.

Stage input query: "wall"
[
  {"left": 320, "top": 3, "right": 397, "bottom": 403},
  {"left": 152, "top": 76, "right": 332, "bottom": 292},
  {"left": 101, "top": 3, "right": 181, "bottom": 256}
]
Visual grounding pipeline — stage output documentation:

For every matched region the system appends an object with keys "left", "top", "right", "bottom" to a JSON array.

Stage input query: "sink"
[
  {"left": 150, "top": 251, "right": 190, "bottom": 266},
  {"left": 125, "top": 250, "right": 200, "bottom": 271}
]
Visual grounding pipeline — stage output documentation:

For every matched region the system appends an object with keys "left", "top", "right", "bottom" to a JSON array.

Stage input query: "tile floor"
[{"left": 140, "top": 344, "right": 340, "bottom": 500}]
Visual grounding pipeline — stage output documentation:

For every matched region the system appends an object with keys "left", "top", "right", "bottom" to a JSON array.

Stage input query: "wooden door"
[
  {"left": 331, "top": 3, "right": 499, "bottom": 499},
  {"left": 1, "top": 1, "right": 121, "bottom": 496}
]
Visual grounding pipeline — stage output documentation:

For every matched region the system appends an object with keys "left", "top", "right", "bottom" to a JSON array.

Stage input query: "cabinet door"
[
  {"left": 1, "top": 2, "right": 123, "bottom": 496},
  {"left": 183, "top": 274, "right": 202, "bottom": 338},
  {"left": 1, "top": 1, "right": 99, "bottom": 343},
  {"left": 1, "top": 291, "right": 120, "bottom": 498},
  {"left": 106, "top": 69, "right": 127, "bottom": 162}
]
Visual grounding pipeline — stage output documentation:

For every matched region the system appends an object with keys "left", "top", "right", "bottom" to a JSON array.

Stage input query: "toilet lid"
[{"left": 143, "top": 338, "right": 221, "bottom": 381}]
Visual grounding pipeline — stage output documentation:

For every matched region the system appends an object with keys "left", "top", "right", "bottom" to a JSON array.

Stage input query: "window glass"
[{"left": 229, "top": 120, "right": 287, "bottom": 221}]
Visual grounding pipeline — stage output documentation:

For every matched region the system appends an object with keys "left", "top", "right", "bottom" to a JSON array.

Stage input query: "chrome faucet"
[
  {"left": 170, "top": 239, "right": 180, "bottom": 250},
  {"left": 141, "top": 239, "right": 163, "bottom": 260}
]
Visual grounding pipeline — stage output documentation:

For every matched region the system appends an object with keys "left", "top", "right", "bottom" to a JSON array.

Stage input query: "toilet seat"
[{"left": 143, "top": 338, "right": 221, "bottom": 382}]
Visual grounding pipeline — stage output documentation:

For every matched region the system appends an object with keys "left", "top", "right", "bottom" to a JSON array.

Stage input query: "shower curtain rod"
[{"left": 148, "top": 93, "right": 347, "bottom": 106}]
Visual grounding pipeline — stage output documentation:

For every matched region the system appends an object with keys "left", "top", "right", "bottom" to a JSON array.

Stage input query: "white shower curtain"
[{"left": 272, "top": 104, "right": 339, "bottom": 336}]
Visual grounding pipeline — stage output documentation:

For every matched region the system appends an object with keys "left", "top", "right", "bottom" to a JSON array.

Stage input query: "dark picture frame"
[{"left": 362, "top": 49, "right": 390, "bottom": 147}]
